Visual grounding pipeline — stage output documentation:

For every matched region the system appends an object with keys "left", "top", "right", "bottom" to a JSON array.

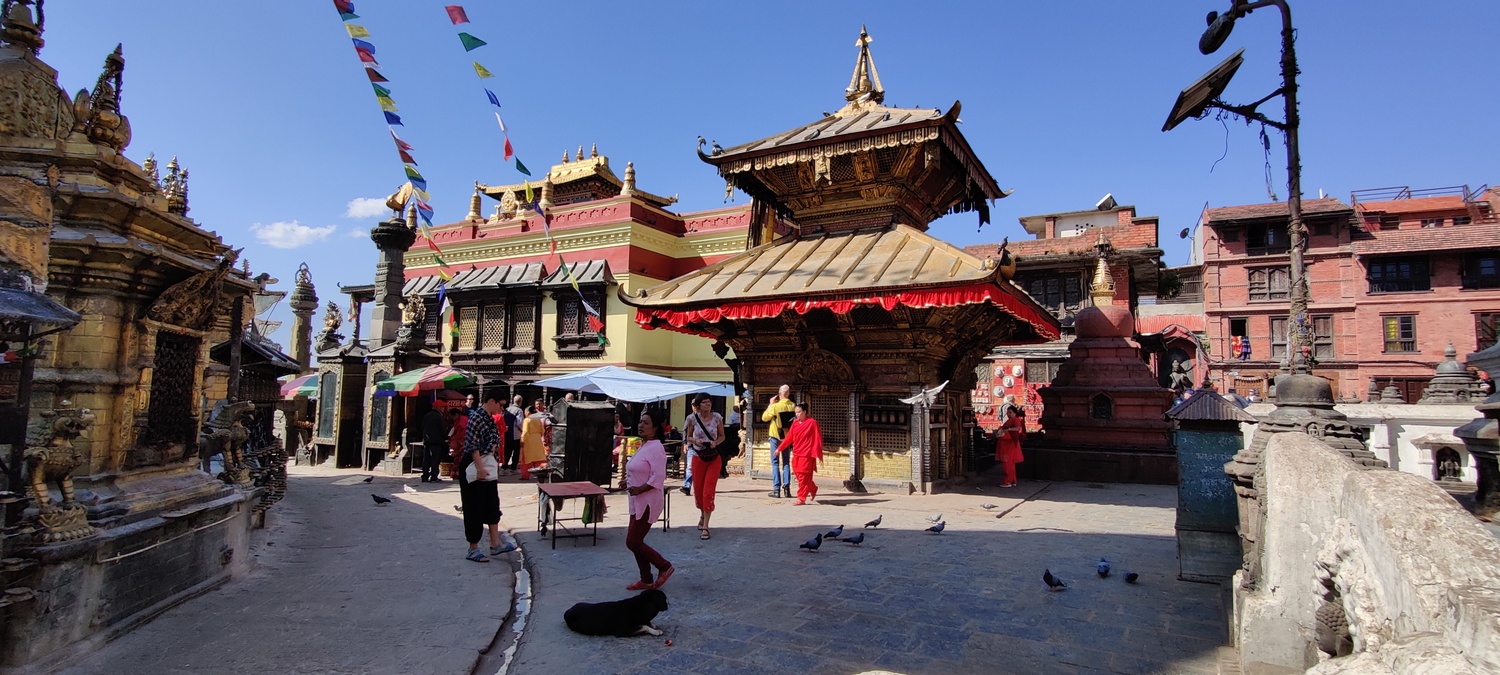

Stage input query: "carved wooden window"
[
  {"left": 144, "top": 331, "right": 200, "bottom": 449},
  {"left": 862, "top": 427, "right": 908, "bottom": 454},
  {"left": 1270, "top": 317, "right": 1289, "bottom": 360},
  {"left": 510, "top": 300, "right": 536, "bottom": 351},
  {"left": 558, "top": 297, "right": 581, "bottom": 336},
  {"left": 1383, "top": 315, "right": 1417, "bottom": 353},
  {"left": 1089, "top": 393, "right": 1113, "bottom": 420},
  {"left": 317, "top": 371, "right": 338, "bottom": 438},
  {"left": 1248, "top": 266, "right": 1290, "bottom": 302},
  {"left": 423, "top": 298, "right": 441, "bottom": 345},
  {"left": 458, "top": 305, "right": 479, "bottom": 350},
  {"left": 1021, "top": 275, "right": 1084, "bottom": 319},
  {"left": 368, "top": 370, "right": 390, "bottom": 442},
  {"left": 1025, "top": 360, "right": 1063, "bottom": 385},
  {"left": 1462, "top": 252, "right": 1500, "bottom": 290},
  {"left": 480, "top": 304, "right": 506, "bottom": 350},
  {"left": 1367, "top": 256, "right": 1431, "bottom": 293},
  {"left": 554, "top": 289, "right": 606, "bottom": 358},
  {"left": 1477, "top": 312, "right": 1498, "bottom": 352},
  {"left": 810, "top": 393, "right": 849, "bottom": 449},
  {"left": 1313, "top": 315, "right": 1335, "bottom": 362}
]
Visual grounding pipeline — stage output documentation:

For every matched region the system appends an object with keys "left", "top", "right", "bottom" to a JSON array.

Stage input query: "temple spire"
[
  {"left": 467, "top": 182, "right": 482, "bottom": 221},
  {"left": 621, "top": 161, "right": 636, "bottom": 196},
  {"left": 844, "top": 25, "right": 884, "bottom": 106},
  {"left": 1089, "top": 233, "right": 1116, "bottom": 306},
  {"left": 1, "top": 0, "right": 44, "bottom": 53}
]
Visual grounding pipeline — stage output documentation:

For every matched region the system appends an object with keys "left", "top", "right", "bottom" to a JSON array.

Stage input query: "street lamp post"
[{"left": 1183, "top": 0, "right": 1312, "bottom": 372}]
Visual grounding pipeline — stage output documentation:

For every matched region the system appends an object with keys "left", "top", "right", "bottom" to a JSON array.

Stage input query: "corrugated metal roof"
[
  {"left": 629, "top": 224, "right": 1006, "bottom": 307},
  {"left": 541, "top": 259, "right": 613, "bottom": 288},
  {"left": 0, "top": 286, "right": 81, "bottom": 328},
  {"left": 1166, "top": 388, "right": 1257, "bottom": 422},
  {"left": 402, "top": 262, "right": 545, "bottom": 297}
]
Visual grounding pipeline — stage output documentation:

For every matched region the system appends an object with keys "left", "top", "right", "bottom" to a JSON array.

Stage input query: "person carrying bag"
[{"left": 683, "top": 393, "right": 724, "bottom": 540}]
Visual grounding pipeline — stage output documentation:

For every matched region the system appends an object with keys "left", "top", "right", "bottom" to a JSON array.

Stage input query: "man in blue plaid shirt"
[{"left": 459, "top": 397, "right": 513, "bottom": 562}]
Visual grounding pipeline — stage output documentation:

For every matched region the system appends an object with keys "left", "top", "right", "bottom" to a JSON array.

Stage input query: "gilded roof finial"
[
  {"left": 562, "top": 149, "right": 569, "bottom": 163},
  {"left": 1, "top": 0, "right": 45, "bottom": 53},
  {"left": 162, "top": 155, "right": 188, "bottom": 215},
  {"left": 843, "top": 25, "right": 885, "bottom": 107},
  {"left": 467, "top": 182, "right": 482, "bottom": 221},
  {"left": 590, "top": 143, "right": 598, "bottom": 159},
  {"left": 406, "top": 202, "right": 418, "bottom": 230},
  {"left": 539, "top": 180, "right": 554, "bottom": 211},
  {"left": 84, "top": 44, "right": 130, "bottom": 152},
  {"left": 1089, "top": 232, "right": 1116, "bottom": 306},
  {"left": 621, "top": 161, "right": 636, "bottom": 196},
  {"left": 142, "top": 151, "right": 159, "bottom": 186},
  {"left": 576, "top": 145, "right": 583, "bottom": 162}
]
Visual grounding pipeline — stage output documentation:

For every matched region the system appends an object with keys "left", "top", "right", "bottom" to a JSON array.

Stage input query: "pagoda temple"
[{"left": 625, "top": 27, "right": 1060, "bottom": 493}]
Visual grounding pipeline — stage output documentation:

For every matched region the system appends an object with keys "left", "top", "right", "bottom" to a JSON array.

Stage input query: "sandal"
[
  {"left": 699, "top": 529, "right": 711, "bottom": 540},
  {"left": 490, "top": 544, "right": 517, "bottom": 556},
  {"left": 653, "top": 565, "right": 675, "bottom": 589},
  {"left": 626, "top": 580, "right": 654, "bottom": 591},
  {"left": 466, "top": 549, "right": 490, "bottom": 563}
]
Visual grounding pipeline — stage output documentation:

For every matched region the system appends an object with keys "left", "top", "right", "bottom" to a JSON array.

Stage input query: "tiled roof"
[
  {"left": 1166, "top": 387, "right": 1256, "bottom": 422},
  {"left": 402, "top": 262, "right": 545, "bottom": 297},
  {"left": 710, "top": 104, "right": 945, "bottom": 160},
  {"left": 1351, "top": 221, "right": 1500, "bottom": 255},
  {"left": 541, "top": 259, "right": 614, "bottom": 288},
  {"left": 1354, "top": 195, "right": 1466, "bottom": 215},
  {"left": 1204, "top": 198, "right": 1351, "bottom": 223}
]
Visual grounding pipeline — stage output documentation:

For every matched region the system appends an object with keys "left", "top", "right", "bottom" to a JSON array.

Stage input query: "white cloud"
[
  {"left": 347, "top": 228, "right": 370, "bottom": 239},
  {"left": 344, "top": 197, "right": 388, "bottom": 219},
  {"left": 249, "top": 220, "right": 336, "bottom": 249}
]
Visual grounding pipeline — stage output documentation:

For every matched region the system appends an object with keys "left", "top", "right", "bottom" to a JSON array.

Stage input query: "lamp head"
[{"left": 1200, "top": 9, "right": 1237, "bottom": 55}]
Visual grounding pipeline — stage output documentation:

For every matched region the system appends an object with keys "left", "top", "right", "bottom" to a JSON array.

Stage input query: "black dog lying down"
[{"left": 564, "top": 589, "right": 669, "bottom": 637}]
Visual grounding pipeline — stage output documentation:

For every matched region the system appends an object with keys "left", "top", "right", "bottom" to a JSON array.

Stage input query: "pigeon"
[
  {"left": 925, "top": 521, "right": 946, "bottom": 534},
  {"left": 1097, "top": 558, "right": 1111, "bottom": 579},
  {"left": 371, "top": 494, "right": 391, "bottom": 505},
  {"left": 826, "top": 525, "right": 844, "bottom": 539},
  {"left": 696, "top": 135, "right": 706, "bottom": 147},
  {"left": 1125, "top": 572, "right": 1139, "bottom": 584},
  {"left": 1043, "top": 569, "right": 1066, "bottom": 591},
  {"left": 981, "top": 503, "right": 999, "bottom": 510},
  {"left": 453, "top": 505, "right": 463, "bottom": 513},
  {"left": 799, "top": 533, "right": 823, "bottom": 552},
  {"left": 361, "top": 476, "right": 374, "bottom": 483},
  {"left": 403, "top": 484, "right": 417, "bottom": 494},
  {"left": 839, "top": 532, "right": 865, "bottom": 546},
  {"left": 927, "top": 513, "right": 943, "bottom": 523},
  {"left": 864, "top": 515, "right": 882, "bottom": 528},
  {"left": 711, "top": 140, "right": 723, "bottom": 155}
]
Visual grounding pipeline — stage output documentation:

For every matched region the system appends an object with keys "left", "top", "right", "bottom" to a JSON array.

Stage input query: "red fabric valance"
[{"left": 634, "top": 283, "right": 1059, "bottom": 341}]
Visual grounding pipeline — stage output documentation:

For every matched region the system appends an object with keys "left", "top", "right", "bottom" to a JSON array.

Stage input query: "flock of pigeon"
[{"left": 794, "top": 509, "right": 1143, "bottom": 592}]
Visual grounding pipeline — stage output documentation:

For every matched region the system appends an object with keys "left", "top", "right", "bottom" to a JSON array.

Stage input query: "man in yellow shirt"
[{"left": 761, "top": 384, "right": 797, "bottom": 498}]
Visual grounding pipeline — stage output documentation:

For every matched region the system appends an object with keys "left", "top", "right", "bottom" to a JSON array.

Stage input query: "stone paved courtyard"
[{"left": 60, "top": 465, "right": 1232, "bottom": 674}]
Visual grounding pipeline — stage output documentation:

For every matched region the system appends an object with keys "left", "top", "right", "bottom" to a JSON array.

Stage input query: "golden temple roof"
[
  {"left": 477, "top": 150, "right": 677, "bottom": 209},
  {"left": 624, "top": 223, "right": 1048, "bottom": 312}
]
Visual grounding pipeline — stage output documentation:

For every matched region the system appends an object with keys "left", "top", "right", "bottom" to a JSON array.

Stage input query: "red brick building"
[
  {"left": 1199, "top": 184, "right": 1499, "bottom": 401},
  {"left": 962, "top": 196, "right": 1202, "bottom": 431}
]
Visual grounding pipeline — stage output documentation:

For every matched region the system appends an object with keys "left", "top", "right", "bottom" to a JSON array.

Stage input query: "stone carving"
[
  {"left": 1168, "top": 359, "right": 1194, "bottom": 395},
  {"left": 314, "top": 301, "right": 343, "bottom": 353},
  {"left": 399, "top": 291, "right": 425, "bottom": 327},
  {"left": 1313, "top": 518, "right": 1393, "bottom": 659},
  {"left": 1418, "top": 343, "right": 1485, "bottom": 404},
  {"left": 146, "top": 248, "right": 240, "bottom": 330},
  {"left": 394, "top": 291, "right": 427, "bottom": 353},
  {"left": 24, "top": 400, "right": 98, "bottom": 542},
  {"left": 202, "top": 399, "right": 255, "bottom": 486}
]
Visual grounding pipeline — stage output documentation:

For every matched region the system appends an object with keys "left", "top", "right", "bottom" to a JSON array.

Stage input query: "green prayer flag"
[
  {"left": 457, "top": 33, "right": 487, "bottom": 52},
  {"left": 473, "top": 61, "right": 493, "bottom": 78},
  {"left": 372, "top": 83, "right": 391, "bottom": 97},
  {"left": 516, "top": 158, "right": 530, "bottom": 176}
]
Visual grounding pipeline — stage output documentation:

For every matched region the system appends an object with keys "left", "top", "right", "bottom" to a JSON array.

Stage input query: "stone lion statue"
[
  {"left": 24, "top": 400, "right": 98, "bottom": 542},
  {"left": 202, "top": 399, "right": 256, "bottom": 487}
]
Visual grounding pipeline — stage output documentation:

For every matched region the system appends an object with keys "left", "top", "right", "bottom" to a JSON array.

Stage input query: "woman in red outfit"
[
  {"left": 996, "top": 404, "right": 1025, "bottom": 488},
  {"left": 781, "top": 402, "right": 823, "bottom": 505}
]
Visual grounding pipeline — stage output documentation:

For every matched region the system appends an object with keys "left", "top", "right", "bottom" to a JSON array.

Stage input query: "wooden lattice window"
[
  {"left": 1313, "top": 315, "right": 1335, "bottom": 361},
  {"left": 144, "top": 331, "right": 200, "bottom": 450},
  {"left": 558, "top": 297, "right": 581, "bottom": 336},
  {"left": 1270, "top": 316, "right": 1289, "bottom": 360},
  {"left": 480, "top": 304, "right": 506, "bottom": 350},
  {"left": 1248, "top": 267, "right": 1290, "bottom": 302},
  {"left": 810, "top": 393, "right": 849, "bottom": 449},
  {"left": 458, "top": 305, "right": 479, "bottom": 350},
  {"left": 863, "top": 427, "right": 908, "bottom": 454},
  {"left": 511, "top": 301, "right": 536, "bottom": 350},
  {"left": 368, "top": 370, "right": 389, "bottom": 442}
]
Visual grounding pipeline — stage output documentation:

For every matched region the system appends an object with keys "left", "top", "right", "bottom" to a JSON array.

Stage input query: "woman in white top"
[
  {"left": 624, "top": 409, "right": 673, "bottom": 591},
  {"left": 683, "top": 393, "right": 725, "bottom": 540}
]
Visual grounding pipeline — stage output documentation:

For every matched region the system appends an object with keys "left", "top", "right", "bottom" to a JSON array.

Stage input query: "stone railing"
[{"left": 1233, "top": 432, "right": 1500, "bottom": 674}]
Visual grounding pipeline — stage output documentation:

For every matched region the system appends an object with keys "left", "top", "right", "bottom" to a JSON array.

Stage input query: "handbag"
[
  {"left": 464, "top": 452, "right": 500, "bottom": 482},
  {"left": 689, "top": 413, "right": 719, "bottom": 462}
]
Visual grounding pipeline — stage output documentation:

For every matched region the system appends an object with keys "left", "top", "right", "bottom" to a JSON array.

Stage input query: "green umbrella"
[{"left": 374, "top": 365, "right": 476, "bottom": 397}]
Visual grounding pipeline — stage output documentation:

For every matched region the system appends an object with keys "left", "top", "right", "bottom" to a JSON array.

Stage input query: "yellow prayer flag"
[
  {"left": 345, "top": 24, "right": 370, "bottom": 38},
  {"left": 437, "top": 268, "right": 453, "bottom": 282},
  {"left": 473, "top": 61, "right": 493, "bottom": 78},
  {"left": 377, "top": 98, "right": 398, "bottom": 112},
  {"left": 523, "top": 180, "right": 533, "bottom": 204}
]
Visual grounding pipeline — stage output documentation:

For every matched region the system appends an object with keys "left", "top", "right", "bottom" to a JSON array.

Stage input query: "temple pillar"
[
  {"left": 369, "top": 207, "right": 417, "bottom": 348},
  {"left": 287, "top": 263, "right": 317, "bottom": 371}
]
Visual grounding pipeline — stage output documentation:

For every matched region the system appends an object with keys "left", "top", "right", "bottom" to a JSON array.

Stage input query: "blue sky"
[{"left": 35, "top": 1, "right": 1496, "bottom": 347}]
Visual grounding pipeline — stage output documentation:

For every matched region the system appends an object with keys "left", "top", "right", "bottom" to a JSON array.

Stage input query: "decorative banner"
[
  {"left": 345, "top": 24, "right": 369, "bottom": 38},
  {"left": 485, "top": 89, "right": 500, "bottom": 106},
  {"left": 473, "top": 62, "right": 493, "bottom": 78},
  {"left": 445, "top": 5, "right": 469, "bottom": 24},
  {"left": 458, "top": 33, "right": 487, "bottom": 51},
  {"left": 516, "top": 158, "right": 530, "bottom": 176}
]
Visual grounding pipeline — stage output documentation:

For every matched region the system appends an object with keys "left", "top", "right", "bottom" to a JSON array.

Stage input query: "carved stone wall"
[{"left": 1233, "top": 432, "right": 1500, "bottom": 674}]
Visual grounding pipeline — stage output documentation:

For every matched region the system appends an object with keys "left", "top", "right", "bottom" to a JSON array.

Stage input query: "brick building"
[
  {"left": 962, "top": 196, "right": 1202, "bottom": 431},
  {"left": 1199, "top": 184, "right": 1499, "bottom": 401}
]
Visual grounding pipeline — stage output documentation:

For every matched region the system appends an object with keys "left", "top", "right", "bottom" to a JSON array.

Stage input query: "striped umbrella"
[
  {"left": 280, "top": 373, "right": 319, "bottom": 398},
  {"left": 374, "top": 365, "right": 476, "bottom": 397}
]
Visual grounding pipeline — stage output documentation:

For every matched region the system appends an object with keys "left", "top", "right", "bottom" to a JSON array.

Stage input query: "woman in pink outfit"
[
  {"left": 781, "top": 402, "right": 823, "bottom": 505},
  {"left": 623, "top": 409, "right": 673, "bottom": 591}
]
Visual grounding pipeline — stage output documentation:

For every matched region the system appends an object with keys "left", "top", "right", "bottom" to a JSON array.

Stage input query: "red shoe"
[
  {"left": 793, "top": 500, "right": 806, "bottom": 506},
  {"left": 626, "top": 580, "right": 653, "bottom": 591},
  {"left": 653, "top": 566, "right": 675, "bottom": 589}
]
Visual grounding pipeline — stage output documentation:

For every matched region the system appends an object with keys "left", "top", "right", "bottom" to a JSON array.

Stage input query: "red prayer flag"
[
  {"left": 398, "top": 148, "right": 416, "bottom": 165},
  {"left": 333, "top": 0, "right": 354, "bottom": 13},
  {"left": 586, "top": 314, "right": 605, "bottom": 333},
  {"left": 390, "top": 130, "right": 412, "bottom": 151},
  {"left": 356, "top": 47, "right": 377, "bottom": 63},
  {"left": 445, "top": 5, "right": 469, "bottom": 24},
  {"left": 502, "top": 136, "right": 513, "bottom": 161},
  {"left": 365, "top": 67, "right": 388, "bottom": 83}
]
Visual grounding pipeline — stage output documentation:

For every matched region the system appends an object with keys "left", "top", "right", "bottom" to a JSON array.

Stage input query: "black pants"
[
  {"left": 422, "top": 442, "right": 444, "bottom": 481},
  {"left": 461, "top": 479, "right": 501, "bottom": 546},
  {"left": 503, "top": 437, "right": 520, "bottom": 470}
]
